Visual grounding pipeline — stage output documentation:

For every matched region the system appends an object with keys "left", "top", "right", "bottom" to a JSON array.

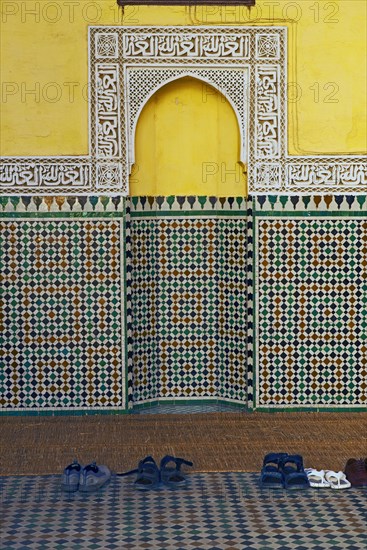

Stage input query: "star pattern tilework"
[
  {"left": 256, "top": 217, "right": 367, "bottom": 407},
  {"left": 1, "top": 219, "right": 125, "bottom": 410}
]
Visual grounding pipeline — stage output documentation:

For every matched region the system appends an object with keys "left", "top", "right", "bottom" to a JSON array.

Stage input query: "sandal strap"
[
  {"left": 286, "top": 470, "right": 307, "bottom": 480},
  {"left": 140, "top": 455, "right": 157, "bottom": 467},
  {"left": 305, "top": 468, "right": 325, "bottom": 477},
  {"left": 325, "top": 470, "right": 345, "bottom": 482},
  {"left": 175, "top": 458, "right": 193, "bottom": 469},
  {"left": 281, "top": 454, "right": 304, "bottom": 470},
  {"left": 116, "top": 468, "right": 138, "bottom": 477},
  {"left": 117, "top": 456, "right": 159, "bottom": 477},
  {"left": 263, "top": 453, "right": 288, "bottom": 468},
  {"left": 261, "top": 470, "right": 283, "bottom": 480},
  {"left": 160, "top": 455, "right": 193, "bottom": 470}
]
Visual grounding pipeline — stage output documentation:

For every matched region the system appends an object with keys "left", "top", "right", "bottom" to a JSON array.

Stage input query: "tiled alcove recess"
[{"left": 128, "top": 197, "right": 249, "bottom": 406}]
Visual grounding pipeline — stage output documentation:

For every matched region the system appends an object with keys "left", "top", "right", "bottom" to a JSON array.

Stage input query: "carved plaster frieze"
[
  {"left": 0, "top": 160, "right": 92, "bottom": 192},
  {"left": 0, "top": 26, "right": 365, "bottom": 195}
]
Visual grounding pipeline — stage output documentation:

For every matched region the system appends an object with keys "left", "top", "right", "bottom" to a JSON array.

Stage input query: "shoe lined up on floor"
[
  {"left": 260, "top": 453, "right": 367, "bottom": 490},
  {"left": 304, "top": 468, "right": 330, "bottom": 488},
  {"left": 79, "top": 462, "right": 111, "bottom": 492},
  {"left": 344, "top": 458, "right": 367, "bottom": 487},
  {"left": 119, "top": 455, "right": 161, "bottom": 490},
  {"left": 305, "top": 458, "right": 367, "bottom": 489},
  {"left": 305, "top": 468, "right": 351, "bottom": 489},
  {"left": 160, "top": 455, "right": 193, "bottom": 487},
  {"left": 324, "top": 470, "right": 351, "bottom": 490},
  {"left": 61, "top": 460, "right": 111, "bottom": 493},
  {"left": 260, "top": 453, "right": 309, "bottom": 490},
  {"left": 282, "top": 455, "right": 310, "bottom": 490},
  {"left": 117, "top": 455, "right": 194, "bottom": 490},
  {"left": 61, "top": 459, "right": 83, "bottom": 492}
]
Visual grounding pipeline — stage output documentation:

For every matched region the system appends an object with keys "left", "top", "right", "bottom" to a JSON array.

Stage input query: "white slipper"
[
  {"left": 324, "top": 470, "right": 351, "bottom": 490},
  {"left": 304, "top": 468, "right": 330, "bottom": 488}
]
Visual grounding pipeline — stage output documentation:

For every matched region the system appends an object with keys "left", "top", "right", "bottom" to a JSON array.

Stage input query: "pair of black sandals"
[
  {"left": 118, "top": 455, "right": 193, "bottom": 490},
  {"left": 260, "top": 453, "right": 310, "bottom": 490}
]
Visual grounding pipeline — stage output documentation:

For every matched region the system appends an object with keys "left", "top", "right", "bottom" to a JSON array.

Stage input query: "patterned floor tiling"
[
  {"left": 133, "top": 402, "right": 245, "bottom": 414},
  {"left": 255, "top": 217, "right": 367, "bottom": 408},
  {"left": 1, "top": 473, "right": 366, "bottom": 549},
  {"left": 0, "top": 216, "right": 126, "bottom": 411}
]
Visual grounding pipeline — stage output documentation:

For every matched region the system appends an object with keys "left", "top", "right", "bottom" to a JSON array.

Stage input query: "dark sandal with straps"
[
  {"left": 160, "top": 455, "right": 193, "bottom": 487},
  {"left": 117, "top": 456, "right": 160, "bottom": 490},
  {"left": 260, "top": 452, "right": 288, "bottom": 489},
  {"left": 280, "top": 454, "right": 310, "bottom": 490}
]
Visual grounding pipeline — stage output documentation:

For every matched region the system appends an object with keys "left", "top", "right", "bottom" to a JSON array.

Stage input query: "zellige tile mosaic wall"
[
  {"left": 128, "top": 197, "right": 249, "bottom": 406},
  {"left": 218, "top": 218, "right": 248, "bottom": 403},
  {"left": 1, "top": 194, "right": 366, "bottom": 413},
  {"left": 156, "top": 217, "right": 219, "bottom": 399},
  {"left": 0, "top": 197, "right": 126, "bottom": 412},
  {"left": 254, "top": 195, "right": 367, "bottom": 409},
  {"left": 129, "top": 217, "right": 158, "bottom": 403}
]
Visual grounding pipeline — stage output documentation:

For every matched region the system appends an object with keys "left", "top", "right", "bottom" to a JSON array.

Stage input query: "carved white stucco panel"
[{"left": 0, "top": 26, "right": 365, "bottom": 195}]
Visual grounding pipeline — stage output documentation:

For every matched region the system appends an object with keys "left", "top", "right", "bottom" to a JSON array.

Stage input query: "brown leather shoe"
[{"left": 344, "top": 458, "right": 367, "bottom": 487}]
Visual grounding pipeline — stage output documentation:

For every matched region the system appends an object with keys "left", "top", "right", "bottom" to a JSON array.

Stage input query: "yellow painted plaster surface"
[
  {"left": 133, "top": 77, "right": 245, "bottom": 195},
  {"left": 0, "top": 0, "right": 366, "bottom": 196}
]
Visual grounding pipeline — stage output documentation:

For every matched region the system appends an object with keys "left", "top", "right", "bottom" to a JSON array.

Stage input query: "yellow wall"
[
  {"left": 0, "top": 0, "right": 366, "bottom": 196},
  {"left": 133, "top": 77, "right": 245, "bottom": 195}
]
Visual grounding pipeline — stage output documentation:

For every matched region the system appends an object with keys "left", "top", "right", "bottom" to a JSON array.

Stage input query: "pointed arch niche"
[
  {"left": 130, "top": 76, "right": 246, "bottom": 195},
  {"left": 3, "top": 27, "right": 364, "bottom": 195}
]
